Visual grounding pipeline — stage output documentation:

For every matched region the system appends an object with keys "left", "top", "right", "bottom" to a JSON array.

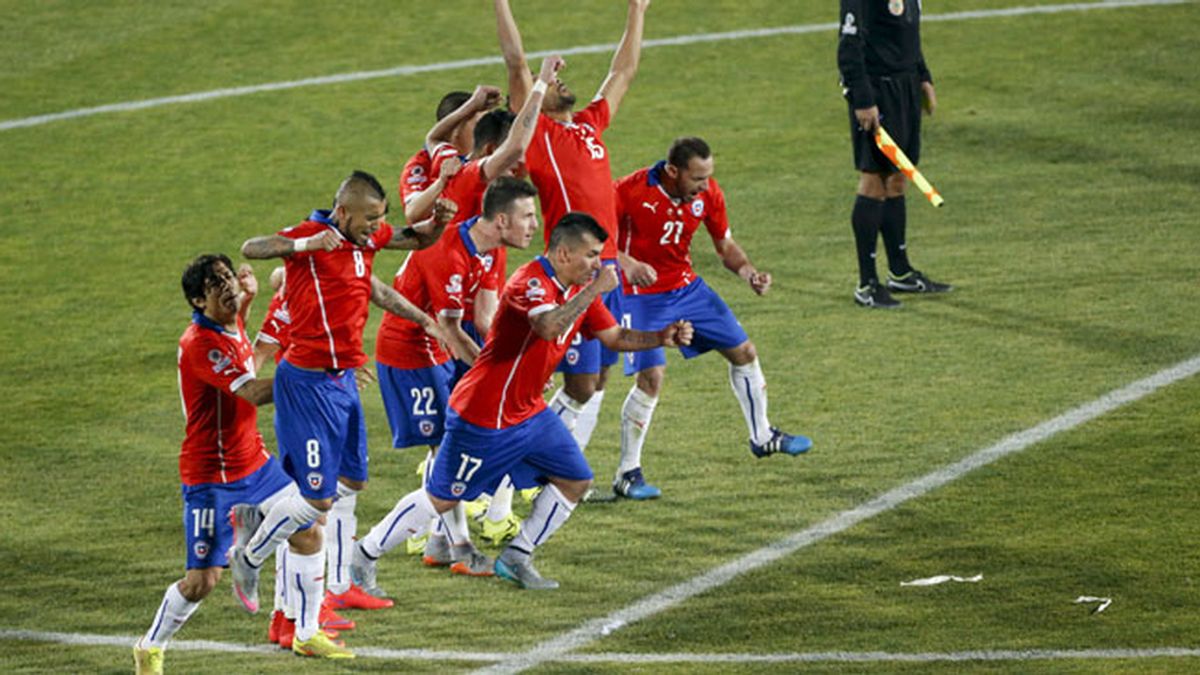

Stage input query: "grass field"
[{"left": 2, "top": 0, "right": 1199, "bottom": 672}]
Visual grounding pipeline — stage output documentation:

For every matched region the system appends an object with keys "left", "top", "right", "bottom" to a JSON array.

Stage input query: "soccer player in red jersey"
[
  {"left": 134, "top": 255, "right": 331, "bottom": 672},
  {"left": 402, "top": 86, "right": 503, "bottom": 224},
  {"left": 351, "top": 213, "right": 692, "bottom": 591},
  {"left": 495, "top": 0, "right": 658, "bottom": 457},
  {"left": 362, "top": 177, "right": 543, "bottom": 587},
  {"left": 610, "top": 138, "right": 813, "bottom": 500},
  {"left": 253, "top": 266, "right": 290, "bottom": 370},
  {"left": 232, "top": 172, "right": 453, "bottom": 655}
]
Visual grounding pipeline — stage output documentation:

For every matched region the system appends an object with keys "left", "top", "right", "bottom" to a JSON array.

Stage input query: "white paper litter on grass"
[
  {"left": 900, "top": 573, "right": 984, "bottom": 587},
  {"left": 1074, "top": 595, "right": 1112, "bottom": 613}
]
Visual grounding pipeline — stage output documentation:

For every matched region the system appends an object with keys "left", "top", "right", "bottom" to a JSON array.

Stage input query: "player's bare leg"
[
  {"left": 615, "top": 365, "right": 663, "bottom": 500},
  {"left": 496, "top": 477, "right": 591, "bottom": 590}
]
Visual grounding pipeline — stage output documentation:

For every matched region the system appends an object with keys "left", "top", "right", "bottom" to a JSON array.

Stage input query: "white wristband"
[
  {"left": 531, "top": 79, "right": 548, "bottom": 95},
  {"left": 293, "top": 236, "right": 310, "bottom": 253}
]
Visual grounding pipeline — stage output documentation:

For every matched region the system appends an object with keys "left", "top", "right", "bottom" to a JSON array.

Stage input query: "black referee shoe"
[
  {"left": 854, "top": 280, "right": 901, "bottom": 309},
  {"left": 887, "top": 269, "right": 952, "bottom": 293}
]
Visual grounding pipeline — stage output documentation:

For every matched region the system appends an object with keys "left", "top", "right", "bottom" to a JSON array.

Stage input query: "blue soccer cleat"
[
  {"left": 612, "top": 468, "right": 662, "bottom": 500},
  {"left": 750, "top": 428, "right": 813, "bottom": 458}
]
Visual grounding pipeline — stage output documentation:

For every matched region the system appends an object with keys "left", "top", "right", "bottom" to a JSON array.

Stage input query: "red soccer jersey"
[
  {"left": 525, "top": 98, "right": 619, "bottom": 259},
  {"left": 615, "top": 161, "right": 731, "bottom": 295},
  {"left": 254, "top": 290, "right": 291, "bottom": 363},
  {"left": 177, "top": 313, "right": 271, "bottom": 486},
  {"left": 276, "top": 210, "right": 393, "bottom": 370},
  {"left": 399, "top": 149, "right": 433, "bottom": 205},
  {"left": 450, "top": 256, "right": 617, "bottom": 429},
  {"left": 376, "top": 219, "right": 498, "bottom": 369},
  {"left": 438, "top": 154, "right": 489, "bottom": 225},
  {"left": 466, "top": 246, "right": 506, "bottom": 326}
]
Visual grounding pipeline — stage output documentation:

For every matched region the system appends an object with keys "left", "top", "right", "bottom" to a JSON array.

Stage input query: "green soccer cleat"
[
  {"left": 292, "top": 630, "right": 355, "bottom": 659},
  {"left": 133, "top": 644, "right": 164, "bottom": 675},
  {"left": 480, "top": 513, "right": 521, "bottom": 545}
]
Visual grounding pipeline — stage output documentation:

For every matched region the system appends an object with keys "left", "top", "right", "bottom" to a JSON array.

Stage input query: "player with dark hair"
[
  {"left": 495, "top": 0, "right": 656, "bottom": 463},
  {"left": 351, "top": 212, "right": 693, "bottom": 591},
  {"left": 230, "top": 171, "right": 454, "bottom": 658},
  {"left": 134, "top": 256, "right": 328, "bottom": 672},
  {"left": 838, "top": 0, "right": 951, "bottom": 308},
  {"left": 611, "top": 138, "right": 812, "bottom": 499},
  {"left": 402, "top": 86, "right": 503, "bottom": 224},
  {"left": 359, "top": 176, "right": 543, "bottom": 590}
]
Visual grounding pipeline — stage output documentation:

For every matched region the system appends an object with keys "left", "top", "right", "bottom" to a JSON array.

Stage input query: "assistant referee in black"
[{"left": 838, "top": 0, "right": 951, "bottom": 309}]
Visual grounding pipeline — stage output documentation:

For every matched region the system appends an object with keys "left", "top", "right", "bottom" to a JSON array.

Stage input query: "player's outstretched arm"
[
  {"left": 494, "top": 0, "right": 533, "bottom": 111},
  {"left": 234, "top": 378, "right": 274, "bottom": 406},
  {"left": 241, "top": 231, "right": 339, "bottom": 259},
  {"left": 596, "top": 319, "right": 694, "bottom": 352},
  {"left": 369, "top": 276, "right": 458, "bottom": 359},
  {"left": 528, "top": 267, "right": 618, "bottom": 341},
  {"left": 482, "top": 55, "right": 562, "bottom": 181},
  {"left": 596, "top": 0, "right": 650, "bottom": 118},
  {"left": 714, "top": 237, "right": 771, "bottom": 295},
  {"left": 389, "top": 198, "right": 457, "bottom": 250},
  {"left": 438, "top": 314, "right": 482, "bottom": 366}
]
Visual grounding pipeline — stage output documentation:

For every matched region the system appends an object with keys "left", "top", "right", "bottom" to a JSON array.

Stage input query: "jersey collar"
[
  {"left": 647, "top": 160, "right": 667, "bottom": 187},
  {"left": 458, "top": 216, "right": 481, "bottom": 257},
  {"left": 192, "top": 310, "right": 238, "bottom": 337},
  {"left": 535, "top": 255, "right": 566, "bottom": 292}
]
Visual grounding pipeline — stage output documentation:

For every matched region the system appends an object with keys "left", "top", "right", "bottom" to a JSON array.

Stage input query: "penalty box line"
[{"left": 474, "top": 354, "right": 1200, "bottom": 674}]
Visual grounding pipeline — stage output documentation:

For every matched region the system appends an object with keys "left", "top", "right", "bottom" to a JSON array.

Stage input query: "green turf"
[{"left": 2, "top": 0, "right": 1198, "bottom": 672}]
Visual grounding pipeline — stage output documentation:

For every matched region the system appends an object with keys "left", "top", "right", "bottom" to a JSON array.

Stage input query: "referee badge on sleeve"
[{"left": 889, "top": 0, "right": 905, "bottom": 16}]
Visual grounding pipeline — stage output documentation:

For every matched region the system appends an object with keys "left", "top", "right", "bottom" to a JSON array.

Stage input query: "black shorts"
[{"left": 847, "top": 72, "right": 922, "bottom": 173}]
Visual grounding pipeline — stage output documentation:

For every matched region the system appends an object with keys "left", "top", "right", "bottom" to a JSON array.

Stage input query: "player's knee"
[
  {"left": 726, "top": 341, "right": 757, "bottom": 366},
  {"left": 339, "top": 477, "right": 366, "bottom": 493},
  {"left": 563, "top": 374, "right": 598, "bottom": 403},
  {"left": 288, "top": 524, "right": 323, "bottom": 555},
  {"left": 428, "top": 493, "right": 458, "bottom": 515},
  {"left": 885, "top": 172, "right": 908, "bottom": 197},
  {"left": 550, "top": 477, "right": 592, "bottom": 504},
  {"left": 596, "top": 366, "right": 611, "bottom": 392},
  {"left": 636, "top": 368, "right": 664, "bottom": 397},
  {"left": 857, "top": 171, "right": 887, "bottom": 200},
  {"left": 306, "top": 496, "right": 335, "bottom": 513}
]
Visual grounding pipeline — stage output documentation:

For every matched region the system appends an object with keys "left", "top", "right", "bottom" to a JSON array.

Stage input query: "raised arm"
[
  {"left": 426, "top": 85, "right": 502, "bottom": 150},
  {"left": 481, "top": 55, "right": 563, "bottom": 181},
  {"left": 495, "top": 0, "right": 533, "bottom": 112},
  {"left": 595, "top": 0, "right": 650, "bottom": 118},
  {"left": 388, "top": 199, "right": 457, "bottom": 250},
  {"left": 235, "top": 263, "right": 258, "bottom": 323},
  {"left": 404, "top": 156, "right": 460, "bottom": 224},
  {"left": 241, "top": 230, "right": 339, "bottom": 259},
  {"left": 714, "top": 236, "right": 771, "bottom": 296},
  {"left": 528, "top": 267, "right": 617, "bottom": 341}
]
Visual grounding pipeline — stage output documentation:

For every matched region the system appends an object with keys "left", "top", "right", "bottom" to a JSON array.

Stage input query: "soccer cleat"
[
  {"left": 268, "top": 609, "right": 286, "bottom": 644},
  {"left": 480, "top": 514, "right": 521, "bottom": 545},
  {"left": 276, "top": 617, "right": 338, "bottom": 650},
  {"left": 229, "top": 503, "right": 262, "bottom": 549},
  {"left": 292, "top": 630, "right": 355, "bottom": 659},
  {"left": 319, "top": 599, "right": 356, "bottom": 630},
  {"left": 494, "top": 551, "right": 559, "bottom": 590},
  {"left": 405, "top": 532, "right": 428, "bottom": 556},
  {"left": 465, "top": 495, "right": 491, "bottom": 522},
  {"left": 887, "top": 269, "right": 952, "bottom": 294},
  {"left": 422, "top": 534, "right": 453, "bottom": 567},
  {"left": 613, "top": 468, "right": 662, "bottom": 500},
  {"left": 750, "top": 428, "right": 813, "bottom": 458},
  {"left": 227, "top": 545, "right": 260, "bottom": 614},
  {"left": 519, "top": 486, "right": 541, "bottom": 503},
  {"left": 325, "top": 584, "right": 394, "bottom": 610},
  {"left": 133, "top": 643, "right": 164, "bottom": 675},
  {"left": 449, "top": 542, "right": 495, "bottom": 577},
  {"left": 854, "top": 279, "right": 901, "bottom": 308},
  {"left": 348, "top": 543, "right": 387, "bottom": 598}
]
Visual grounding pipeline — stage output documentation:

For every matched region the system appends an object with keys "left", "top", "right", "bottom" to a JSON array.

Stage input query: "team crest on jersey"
[
  {"left": 565, "top": 348, "right": 580, "bottom": 365},
  {"left": 480, "top": 254, "right": 494, "bottom": 272},
  {"left": 419, "top": 420, "right": 435, "bottom": 437},
  {"left": 307, "top": 472, "right": 323, "bottom": 491},
  {"left": 691, "top": 199, "right": 704, "bottom": 217},
  {"left": 888, "top": 0, "right": 905, "bottom": 16},
  {"left": 193, "top": 541, "right": 210, "bottom": 560},
  {"left": 450, "top": 481, "right": 467, "bottom": 497},
  {"left": 525, "top": 277, "right": 547, "bottom": 301}
]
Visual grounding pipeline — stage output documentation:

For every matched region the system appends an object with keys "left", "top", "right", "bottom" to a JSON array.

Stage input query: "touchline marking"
[
  {"left": 0, "top": 0, "right": 1188, "bottom": 133},
  {"left": 475, "top": 355, "right": 1200, "bottom": 674},
  {"left": 3, "top": 628, "right": 1200, "bottom": 665}
]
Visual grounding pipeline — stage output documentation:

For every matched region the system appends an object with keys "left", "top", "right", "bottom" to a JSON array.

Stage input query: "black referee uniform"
[{"left": 838, "top": 0, "right": 950, "bottom": 307}]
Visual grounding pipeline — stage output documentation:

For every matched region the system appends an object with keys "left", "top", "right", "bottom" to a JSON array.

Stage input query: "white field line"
[
  {"left": 3, "top": 628, "right": 1200, "bottom": 666},
  {"left": 475, "top": 355, "right": 1200, "bottom": 674},
  {"left": 0, "top": 0, "right": 1189, "bottom": 133}
]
